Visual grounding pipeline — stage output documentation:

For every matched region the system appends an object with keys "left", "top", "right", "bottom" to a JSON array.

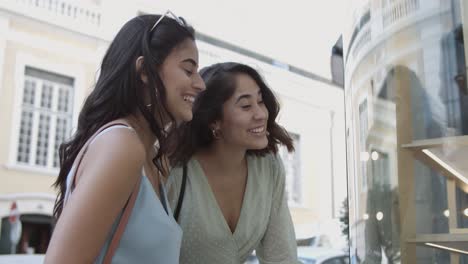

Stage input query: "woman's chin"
[
  {"left": 248, "top": 139, "right": 269, "bottom": 150},
  {"left": 174, "top": 111, "right": 193, "bottom": 123}
]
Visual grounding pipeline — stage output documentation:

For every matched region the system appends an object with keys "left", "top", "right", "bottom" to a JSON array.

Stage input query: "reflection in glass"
[{"left": 344, "top": 0, "right": 468, "bottom": 263}]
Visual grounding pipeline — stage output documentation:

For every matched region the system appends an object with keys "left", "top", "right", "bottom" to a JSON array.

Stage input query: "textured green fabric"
[{"left": 168, "top": 153, "right": 300, "bottom": 264}]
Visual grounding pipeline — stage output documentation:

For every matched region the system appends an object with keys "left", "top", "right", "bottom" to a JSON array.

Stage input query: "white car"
[
  {"left": 244, "top": 247, "right": 349, "bottom": 264},
  {"left": 0, "top": 254, "right": 45, "bottom": 264},
  {"left": 297, "top": 247, "right": 349, "bottom": 264}
]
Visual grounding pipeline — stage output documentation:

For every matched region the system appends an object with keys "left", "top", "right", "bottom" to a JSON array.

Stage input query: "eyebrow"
[
  {"left": 181, "top": 58, "right": 198, "bottom": 67},
  {"left": 235, "top": 90, "right": 262, "bottom": 104}
]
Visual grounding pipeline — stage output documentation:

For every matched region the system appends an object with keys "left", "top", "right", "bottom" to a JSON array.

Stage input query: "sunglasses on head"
[{"left": 149, "top": 10, "right": 185, "bottom": 32}]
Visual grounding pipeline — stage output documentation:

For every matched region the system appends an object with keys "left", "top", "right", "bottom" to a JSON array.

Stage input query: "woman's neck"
[
  {"left": 197, "top": 141, "right": 247, "bottom": 176},
  {"left": 126, "top": 113, "right": 157, "bottom": 153}
]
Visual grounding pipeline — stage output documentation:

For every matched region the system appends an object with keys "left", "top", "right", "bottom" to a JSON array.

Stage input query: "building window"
[
  {"left": 371, "top": 150, "right": 390, "bottom": 187},
  {"left": 16, "top": 67, "right": 74, "bottom": 169},
  {"left": 279, "top": 132, "right": 302, "bottom": 205}
]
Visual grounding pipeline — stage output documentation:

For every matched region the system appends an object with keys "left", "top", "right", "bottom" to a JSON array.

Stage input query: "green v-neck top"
[{"left": 167, "top": 153, "right": 300, "bottom": 264}]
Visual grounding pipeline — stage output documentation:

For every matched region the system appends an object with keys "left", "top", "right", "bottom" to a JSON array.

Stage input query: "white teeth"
[
  {"left": 249, "top": 127, "right": 265, "bottom": 133},
  {"left": 183, "top": 95, "right": 195, "bottom": 103}
]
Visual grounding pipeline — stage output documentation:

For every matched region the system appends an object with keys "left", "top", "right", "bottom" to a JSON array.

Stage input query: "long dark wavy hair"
[
  {"left": 53, "top": 14, "right": 195, "bottom": 218},
  {"left": 170, "top": 62, "right": 294, "bottom": 166}
]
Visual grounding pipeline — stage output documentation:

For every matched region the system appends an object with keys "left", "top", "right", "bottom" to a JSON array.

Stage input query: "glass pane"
[
  {"left": 279, "top": 132, "right": 301, "bottom": 205},
  {"left": 416, "top": 245, "right": 449, "bottom": 263},
  {"left": 345, "top": 0, "right": 468, "bottom": 262},
  {"left": 40, "top": 82, "right": 53, "bottom": 109},
  {"left": 57, "top": 87, "right": 71, "bottom": 113},
  {"left": 322, "top": 258, "right": 342, "bottom": 264},
  {"left": 35, "top": 114, "right": 50, "bottom": 166},
  {"left": 53, "top": 117, "right": 68, "bottom": 168},
  {"left": 16, "top": 110, "right": 33, "bottom": 164},
  {"left": 22, "top": 78, "right": 36, "bottom": 105}
]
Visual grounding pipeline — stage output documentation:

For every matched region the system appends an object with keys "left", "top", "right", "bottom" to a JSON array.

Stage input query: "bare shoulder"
[
  {"left": 78, "top": 126, "right": 146, "bottom": 183},
  {"left": 92, "top": 126, "right": 145, "bottom": 159},
  {"left": 45, "top": 126, "right": 147, "bottom": 263}
]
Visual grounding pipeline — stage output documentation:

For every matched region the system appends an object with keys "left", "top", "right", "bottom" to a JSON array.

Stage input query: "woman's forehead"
[
  {"left": 170, "top": 39, "right": 198, "bottom": 63},
  {"left": 233, "top": 74, "right": 261, "bottom": 95}
]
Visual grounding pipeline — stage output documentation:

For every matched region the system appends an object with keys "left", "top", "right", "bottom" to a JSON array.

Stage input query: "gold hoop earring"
[{"left": 212, "top": 128, "right": 221, "bottom": 139}]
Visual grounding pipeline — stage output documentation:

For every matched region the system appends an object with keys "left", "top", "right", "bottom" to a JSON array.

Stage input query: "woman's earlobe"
[
  {"left": 136, "top": 56, "right": 148, "bottom": 84},
  {"left": 210, "top": 122, "right": 222, "bottom": 139}
]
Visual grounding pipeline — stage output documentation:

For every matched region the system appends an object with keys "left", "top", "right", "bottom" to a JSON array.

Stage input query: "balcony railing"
[
  {"left": 0, "top": 0, "right": 102, "bottom": 36},
  {"left": 383, "top": 0, "right": 420, "bottom": 29},
  {"left": 352, "top": 25, "right": 371, "bottom": 60}
]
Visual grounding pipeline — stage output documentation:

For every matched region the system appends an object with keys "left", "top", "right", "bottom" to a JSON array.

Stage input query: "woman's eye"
[
  {"left": 258, "top": 100, "right": 264, "bottom": 104},
  {"left": 184, "top": 69, "right": 193, "bottom": 75},
  {"left": 241, "top": 105, "right": 251, "bottom": 109}
]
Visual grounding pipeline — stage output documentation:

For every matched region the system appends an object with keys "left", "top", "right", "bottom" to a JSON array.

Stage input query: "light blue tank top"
[
  {"left": 65, "top": 125, "right": 182, "bottom": 264},
  {"left": 94, "top": 175, "right": 182, "bottom": 264}
]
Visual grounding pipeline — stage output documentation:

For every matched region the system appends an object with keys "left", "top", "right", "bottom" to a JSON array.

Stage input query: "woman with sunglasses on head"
[
  {"left": 45, "top": 12, "right": 205, "bottom": 264},
  {"left": 168, "top": 62, "right": 300, "bottom": 264}
]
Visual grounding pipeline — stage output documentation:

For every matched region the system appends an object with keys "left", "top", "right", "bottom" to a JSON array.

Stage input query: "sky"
[{"left": 149, "top": 0, "right": 346, "bottom": 80}]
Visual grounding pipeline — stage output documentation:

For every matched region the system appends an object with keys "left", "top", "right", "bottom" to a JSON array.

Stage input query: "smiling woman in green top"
[{"left": 168, "top": 62, "right": 301, "bottom": 264}]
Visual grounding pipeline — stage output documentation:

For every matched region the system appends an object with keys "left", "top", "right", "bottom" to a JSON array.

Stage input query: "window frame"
[
  {"left": 279, "top": 131, "right": 303, "bottom": 206},
  {"left": 7, "top": 53, "right": 83, "bottom": 176}
]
